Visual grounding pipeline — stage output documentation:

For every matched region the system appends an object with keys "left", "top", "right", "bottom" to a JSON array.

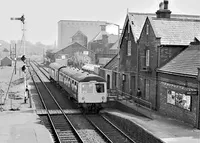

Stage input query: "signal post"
[{"left": 11, "top": 15, "right": 31, "bottom": 107}]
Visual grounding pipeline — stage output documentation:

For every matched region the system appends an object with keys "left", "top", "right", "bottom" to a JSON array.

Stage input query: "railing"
[{"left": 107, "top": 89, "right": 152, "bottom": 110}]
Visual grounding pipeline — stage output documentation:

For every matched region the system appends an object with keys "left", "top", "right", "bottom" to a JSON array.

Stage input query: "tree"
[
  {"left": 46, "top": 49, "right": 54, "bottom": 63},
  {"left": 73, "top": 51, "right": 91, "bottom": 68}
]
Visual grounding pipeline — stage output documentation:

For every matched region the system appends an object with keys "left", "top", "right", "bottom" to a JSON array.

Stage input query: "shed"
[{"left": 1, "top": 56, "right": 12, "bottom": 66}]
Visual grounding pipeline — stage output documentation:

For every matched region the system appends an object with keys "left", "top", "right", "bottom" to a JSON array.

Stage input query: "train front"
[{"left": 78, "top": 77, "right": 107, "bottom": 113}]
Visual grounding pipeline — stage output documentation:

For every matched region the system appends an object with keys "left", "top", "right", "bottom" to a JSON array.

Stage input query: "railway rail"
[{"left": 30, "top": 61, "right": 136, "bottom": 143}]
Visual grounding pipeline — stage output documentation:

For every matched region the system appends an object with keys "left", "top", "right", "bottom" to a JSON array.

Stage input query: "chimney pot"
[
  {"left": 159, "top": 2, "right": 164, "bottom": 10},
  {"left": 164, "top": 0, "right": 169, "bottom": 9},
  {"left": 156, "top": 0, "right": 171, "bottom": 18}
]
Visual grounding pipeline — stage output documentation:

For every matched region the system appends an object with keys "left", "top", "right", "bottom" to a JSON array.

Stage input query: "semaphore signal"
[{"left": 11, "top": 14, "right": 27, "bottom": 103}]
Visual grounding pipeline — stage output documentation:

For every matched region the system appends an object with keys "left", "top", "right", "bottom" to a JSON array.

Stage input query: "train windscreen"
[{"left": 82, "top": 83, "right": 93, "bottom": 93}]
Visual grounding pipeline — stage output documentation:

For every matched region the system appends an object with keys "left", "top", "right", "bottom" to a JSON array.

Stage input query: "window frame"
[
  {"left": 127, "top": 40, "right": 131, "bottom": 56},
  {"left": 145, "top": 49, "right": 150, "bottom": 67}
]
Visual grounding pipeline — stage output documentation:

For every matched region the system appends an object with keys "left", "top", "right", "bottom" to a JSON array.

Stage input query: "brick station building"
[
  {"left": 98, "top": 0, "right": 200, "bottom": 128},
  {"left": 157, "top": 42, "right": 200, "bottom": 128}
]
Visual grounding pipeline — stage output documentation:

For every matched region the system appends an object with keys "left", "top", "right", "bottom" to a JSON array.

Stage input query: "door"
[
  {"left": 131, "top": 76, "right": 135, "bottom": 96},
  {"left": 107, "top": 74, "right": 110, "bottom": 89}
]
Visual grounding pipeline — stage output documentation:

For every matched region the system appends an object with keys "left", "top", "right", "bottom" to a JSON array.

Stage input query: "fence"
[{"left": 107, "top": 89, "right": 152, "bottom": 110}]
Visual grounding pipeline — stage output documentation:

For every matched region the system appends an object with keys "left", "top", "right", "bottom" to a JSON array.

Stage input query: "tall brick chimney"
[
  {"left": 100, "top": 25, "right": 108, "bottom": 44},
  {"left": 156, "top": 0, "right": 171, "bottom": 18},
  {"left": 102, "top": 34, "right": 108, "bottom": 45}
]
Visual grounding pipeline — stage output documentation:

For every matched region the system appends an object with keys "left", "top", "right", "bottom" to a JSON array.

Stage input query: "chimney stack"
[
  {"left": 100, "top": 25, "right": 106, "bottom": 31},
  {"left": 102, "top": 34, "right": 108, "bottom": 45},
  {"left": 156, "top": 0, "right": 171, "bottom": 18}
]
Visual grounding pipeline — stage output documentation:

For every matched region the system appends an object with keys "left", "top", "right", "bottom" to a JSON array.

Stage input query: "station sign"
[
  {"left": 8, "top": 92, "right": 15, "bottom": 99},
  {"left": 185, "top": 91, "right": 198, "bottom": 96}
]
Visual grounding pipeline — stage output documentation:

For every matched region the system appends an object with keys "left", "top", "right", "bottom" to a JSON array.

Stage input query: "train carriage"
[
  {"left": 48, "top": 62, "right": 66, "bottom": 82},
  {"left": 49, "top": 62, "right": 107, "bottom": 112}
]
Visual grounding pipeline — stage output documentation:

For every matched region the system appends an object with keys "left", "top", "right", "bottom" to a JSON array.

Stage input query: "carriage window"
[
  {"left": 72, "top": 81, "right": 74, "bottom": 89},
  {"left": 96, "top": 83, "right": 104, "bottom": 93},
  {"left": 82, "top": 83, "right": 93, "bottom": 93},
  {"left": 68, "top": 78, "right": 70, "bottom": 86},
  {"left": 75, "top": 82, "right": 77, "bottom": 91}
]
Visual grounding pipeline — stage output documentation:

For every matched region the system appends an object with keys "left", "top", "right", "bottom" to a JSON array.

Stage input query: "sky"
[{"left": 1, "top": 0, "right": 200, "bottom": 45}]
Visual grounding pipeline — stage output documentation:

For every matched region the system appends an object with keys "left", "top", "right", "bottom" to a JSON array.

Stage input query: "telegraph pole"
[
  {"left": 14, "top": 43, "right": 17, "bottom": 74},
  {"left": 10, "top": 44, "right": 12, "bottom": 59}
]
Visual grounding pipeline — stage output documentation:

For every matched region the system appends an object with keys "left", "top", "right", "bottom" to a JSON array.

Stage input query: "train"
[{"left": 48, "top": 62, "right": 107, "bottom": 112}]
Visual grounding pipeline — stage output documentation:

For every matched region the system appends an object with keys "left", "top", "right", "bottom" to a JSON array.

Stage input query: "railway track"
[
  {"left": 31, "top": 61, "right": 78, "bottom": 110},
  {"left": 32, "top": 61, "right": 49, "bottom": 78},
  {"left": 30, "top": 61, "right": 136, "bottom": 143},
  {"left": 86, "top": 114, "right": 136, "bottom": 143},
  {"left": 29, "top": 62, "right": 84, "bottom": 143}
]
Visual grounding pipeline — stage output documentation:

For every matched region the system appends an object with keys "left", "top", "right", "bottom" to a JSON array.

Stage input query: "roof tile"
[
  {"left": 128, "top": 12, "right": 200, "bottom": 41},
  {"left": 150, "top": 18, "right": 200, "bottom": 45},
  {"left": 158, "top": 44, "right": 200, "bottom": 76}
]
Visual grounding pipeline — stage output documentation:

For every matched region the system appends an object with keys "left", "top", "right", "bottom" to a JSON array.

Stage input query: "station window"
[
  {"left": 127, "top": 40, "right": 131, "bottom": 56},
  {"left": 145, "top": 49, "right": 150, "bottom": 67},
  {"left": 146, "top": 24, "right": 149, "bottom": 35}
]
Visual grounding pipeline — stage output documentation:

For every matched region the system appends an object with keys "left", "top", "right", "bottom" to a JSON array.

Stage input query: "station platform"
[
  {"left": 103, "top": 100, "right": 200, "bottom": 143},
  {"left": 0, "top": 108, "right": 53, "bottom": 143}
]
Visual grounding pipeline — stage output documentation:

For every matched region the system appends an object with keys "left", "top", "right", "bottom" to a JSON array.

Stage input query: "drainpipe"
[
  {"left": 155, "top": 46, "right": 160, "bottom": 111},
  {"left": 197, "top": 68, "right": 200, "bottom": 129},
  {"left": 136, "top": 40, "right": 139, "bottom": 94}
]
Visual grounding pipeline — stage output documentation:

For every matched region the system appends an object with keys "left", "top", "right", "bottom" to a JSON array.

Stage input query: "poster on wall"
[
  {"left": 175, "top": 93, "right": 191, "bottom": 110},
  {"left": 167, "top": 90, "right": 191, "bottom": 111},
  {"left": 167, "top": 90, "right": 175, "bottom": 105}
]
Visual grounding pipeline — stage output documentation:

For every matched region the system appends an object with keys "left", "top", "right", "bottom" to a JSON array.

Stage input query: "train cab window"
[{"left": 96, "top": 83, "right": 104, "bottom": 93}]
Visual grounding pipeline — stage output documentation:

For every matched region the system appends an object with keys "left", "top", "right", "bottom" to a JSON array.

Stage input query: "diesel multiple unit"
[{"left": 48, "top": 62, "right": 107, "bottom": 112}]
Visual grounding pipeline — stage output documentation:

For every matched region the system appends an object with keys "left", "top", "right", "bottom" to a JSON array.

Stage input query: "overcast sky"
[{"left": 1, "top": 0, "right": 200, "bottom": 45}]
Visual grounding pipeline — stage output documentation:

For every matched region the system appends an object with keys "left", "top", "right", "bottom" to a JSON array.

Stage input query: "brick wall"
[
  {"left": 55, "top": 43, "right": 95, "bottom": 63},
  {"left": 138, "top": 18, "right": 188, "bottom": 110},
  {"left": 158, "top": 73, "right": 198, "bottom": 126},
  {"left": 138, "top": 18, "right": 160, "bottom": 109},
  {"left": 119, "top": 20, "right": 138, "bottom": 95},
  {"left": 159, "top": 46, "right": 186, "bottom": 67}
]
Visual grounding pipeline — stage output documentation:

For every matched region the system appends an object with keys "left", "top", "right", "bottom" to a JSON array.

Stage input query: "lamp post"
[{"left": 11, "top": 15, "right": 27, "bottom": 101}]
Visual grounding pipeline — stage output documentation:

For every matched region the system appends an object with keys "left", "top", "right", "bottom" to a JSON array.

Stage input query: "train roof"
[
  {"left": 49, "top": 62, "right": 106, "bottom": 82},
  {"left": 60, "top": 66, "right": 106, "bottom": 82},
  {"left": 49, "top": 62, "right": 66, "bottom": 70}
]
